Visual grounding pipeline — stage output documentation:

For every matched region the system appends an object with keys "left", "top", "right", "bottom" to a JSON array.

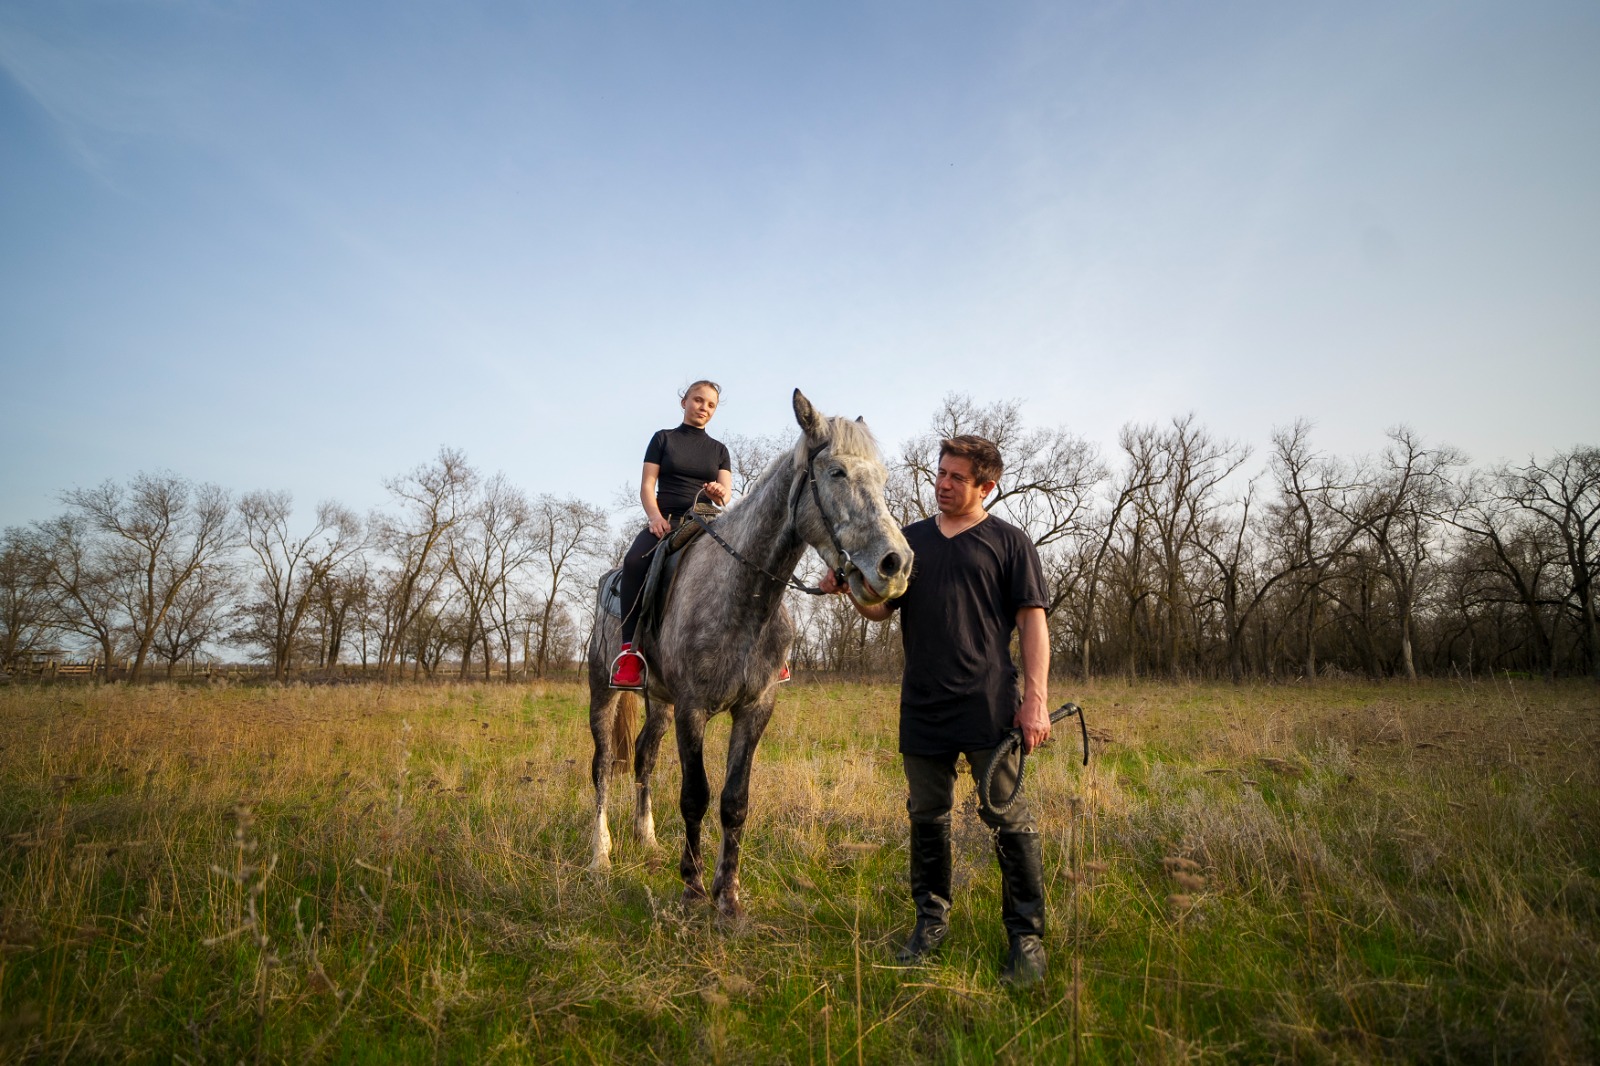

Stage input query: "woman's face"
[{"left": 681, "top": 385, "right": 719, "bottom": 428}]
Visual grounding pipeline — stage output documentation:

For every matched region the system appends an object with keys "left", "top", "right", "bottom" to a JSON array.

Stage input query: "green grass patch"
[{"left": 0, "top": 677, "right": 1596, "bottom": 1062}]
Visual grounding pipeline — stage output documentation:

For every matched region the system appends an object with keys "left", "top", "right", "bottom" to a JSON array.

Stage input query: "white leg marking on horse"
[
  {"left": 590, "top": 804, "right": 612, "bottom": 872},
  {"left": 635, "top": 783, "right": 658, "bottom": 848},
  {"left": 636, "top": 807, "right": 657, "bottom": 849}
]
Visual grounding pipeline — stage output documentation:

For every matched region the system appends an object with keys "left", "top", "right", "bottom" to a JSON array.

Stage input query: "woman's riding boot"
[
  {"left": 896, "top": 821, "right": 952, "bottom": 963},
  {"left": 994, "top": 830, "right": 1047, "bottom": 986}
]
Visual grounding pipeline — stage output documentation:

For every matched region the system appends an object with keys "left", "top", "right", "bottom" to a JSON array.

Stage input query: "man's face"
[
  {"left": 681, "top": 386, "right": 719, "bottom": 428},
  {"left": 934, "top": 455, "right": 993, "bottom": 517}
]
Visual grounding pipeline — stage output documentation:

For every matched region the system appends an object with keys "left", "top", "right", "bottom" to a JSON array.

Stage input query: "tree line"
[
  {"left": 792, "top": 395, "right": 1597, "bottom": 683},
  {"left": 3, "top": 398, "right": 1596, "bottom": 682},
  {"left": 0, "top": 448, "right": 608, "bottom": 681}
]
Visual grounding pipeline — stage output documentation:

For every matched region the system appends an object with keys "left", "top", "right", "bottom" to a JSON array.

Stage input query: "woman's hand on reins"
[{"left": 648, "top": 513, "right": 672, "bottom": 538}]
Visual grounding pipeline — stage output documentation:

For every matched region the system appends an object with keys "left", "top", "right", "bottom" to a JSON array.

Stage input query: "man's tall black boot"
[
  {"left": 896, "top": 821, "right": 952, "bottom": 963},
  {"left": 994, "top": 830, "right": 1047, "bottom": 986}
]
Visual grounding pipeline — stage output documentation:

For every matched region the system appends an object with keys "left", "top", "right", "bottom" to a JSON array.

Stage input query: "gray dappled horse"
[{"left": 586, "top": 390, "right": 912, "bottom": 918}]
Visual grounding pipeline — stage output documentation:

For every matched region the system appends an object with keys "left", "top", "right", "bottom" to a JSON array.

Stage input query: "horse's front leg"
[
  {"left": 675, "top": 706, "right": 711, "bottom": 902},
  {"left": 587, "top": 689, "right": 618, "bottom": 872},
  {"left": 711, "top": 701, "right": 775, "bottom": 919},
  {"left": 633, "top": 700, "right": 673, "bottom": 850}
]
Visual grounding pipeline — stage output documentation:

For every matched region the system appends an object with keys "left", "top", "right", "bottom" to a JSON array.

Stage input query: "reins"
[
  {"left": 684, "top": 509, "right": 835, "bottom": 597},
  {"left": 977, "top": 702, "right": 1091, "bottom": 818},
  {"left": 685, "top": 437, "right": 859, "bottom": 597}
]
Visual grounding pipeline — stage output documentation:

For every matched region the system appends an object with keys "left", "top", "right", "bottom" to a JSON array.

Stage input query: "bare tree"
[
  {"left": 1097, "top": 434, "right": 1164, "bottom": 681},
  {"left": 371, "top": 448, "right": 477, "bottom": 680},
  {"left": 526, "top": 595, "right": 581, "bottom": 675},
  {"left": 527, "top": 495, "right": 609, "bottom": 677},
  {"left": 1349, "top": 428, "right": 1466, "bottom": 680},
  {"left": 1194, "top": 478, "right": 1310, "bottom": 682},
  {"left": 1496, "top": 447, "right": 1600, "bottom": 679},
  {"left": 1448, "top": 470, "right": 1566, "bottom": 677},
  {"left": 1061, "top": 456, "right": 1157, "bottom": 679},
  {"left": 1118, "top": 415, "right": 1251, "bottom": 678},
  {"left": 57, "top": 473, "right": 235, "bottom": 682},
  {"left": 151, "top": 561, "right": 238, "bottom": 677},
  {"left": 445, "top": 473, "right": 536, "bottom": 679},
  {"left": 336, "top": 559, "right": 388, "bottom": 670},
  {"left": 30, "top": 513, "right": 124, "bottom": 675},
  {"left": 312, "top": 562, "right": 370, "bottom": 669},
  {"left": 0, "top": 527, "right": 52, "bottom": 668},
  {"left": 366, "top": 566, "right": 405, "bottom": 672},
  {"left": 1267, "top": 421, "right": 1365, "bottom": 679},
  {"left": 405, "top": 597, "right": 460, "bottom": 680},
  {"left": 1442, "top": 496, "right": 1561, "bottom": 675},
  {"left": 238, "top": 491, "right": 365, "bottom": 680},
  {"left": 724, "top": 432, "right": 792, "bottom": 498},
  {"left": 995, "top": 429, "right": 1106, "bottom": 553}
]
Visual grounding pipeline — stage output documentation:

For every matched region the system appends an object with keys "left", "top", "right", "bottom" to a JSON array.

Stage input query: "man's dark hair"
[{"left": 940, "top": 435, "right": 1003, "bottom": 486}]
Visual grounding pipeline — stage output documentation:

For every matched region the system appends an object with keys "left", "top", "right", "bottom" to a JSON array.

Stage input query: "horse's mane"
[
  {"left": 788, "top": 415, "right": 881, "bottom": 465},
  {"left": 719, "top": 416, "right": 883, "bottom": 528}
]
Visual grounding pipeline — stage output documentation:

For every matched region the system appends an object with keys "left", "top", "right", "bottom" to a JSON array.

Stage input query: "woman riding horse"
[
  {"left": 610, "top": 379, "right": 733, "bottom": 689},
  {"left": 587, "top": 390, "right": 912, "bottom": 918}
]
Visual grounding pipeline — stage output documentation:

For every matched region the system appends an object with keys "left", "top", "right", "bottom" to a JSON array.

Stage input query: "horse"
[{"left": 585, "top": 389, "right": 913, "bottom": 917}]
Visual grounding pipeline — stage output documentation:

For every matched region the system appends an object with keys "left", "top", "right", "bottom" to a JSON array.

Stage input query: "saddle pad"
[{"left": 598, "top": 567, "right": 624, "bottom": 620}]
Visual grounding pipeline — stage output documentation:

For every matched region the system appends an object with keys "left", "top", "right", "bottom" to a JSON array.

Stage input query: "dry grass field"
[{"left": 0, "top": 676, "right": 1596, "bottom": 1063}]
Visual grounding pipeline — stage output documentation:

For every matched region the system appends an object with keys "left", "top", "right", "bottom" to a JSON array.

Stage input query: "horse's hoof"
[
  {"left": 588, "top": 856, "right": 611, "bottom": 874},
  {"left": 682, "top": 883, "right": 709, "bottom": 904},
  {"left": 713, "top": 902, "right": 752, "bottom": 935},
  {"left": 716, "top": 896, "right": 744, "bottom": 921}
]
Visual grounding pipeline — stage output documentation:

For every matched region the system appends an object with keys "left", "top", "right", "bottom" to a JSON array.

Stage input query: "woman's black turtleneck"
[{"left": 643, "top": 424, "right": 731, "bottom": 515}]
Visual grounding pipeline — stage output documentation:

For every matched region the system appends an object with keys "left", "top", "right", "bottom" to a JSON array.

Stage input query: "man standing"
[{"left": 824, "top": 434, "right": 1053, "bottom": 986}]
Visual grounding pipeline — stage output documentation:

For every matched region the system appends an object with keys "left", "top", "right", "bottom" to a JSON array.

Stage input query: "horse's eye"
[{"left": 830, "top": 467, "right": 847, "bottom": 479}]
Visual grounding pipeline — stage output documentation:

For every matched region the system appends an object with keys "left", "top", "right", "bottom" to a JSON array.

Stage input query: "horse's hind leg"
[
  {"left": 588, "top": 687, "right": 619, "bottom": 872},
  {"left": 711, "top": 702, "right": 775, "bottom": 919},
  {"left": 675, "top": 706, "right": 711, "bottom": 902},
  {"left": 632, "top": 700, "right": 673, "bottom": 850}
]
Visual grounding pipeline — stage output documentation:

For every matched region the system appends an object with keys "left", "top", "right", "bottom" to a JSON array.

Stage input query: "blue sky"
[{"left": 2, "top": 1, "right": 1596, "bottom": 530}]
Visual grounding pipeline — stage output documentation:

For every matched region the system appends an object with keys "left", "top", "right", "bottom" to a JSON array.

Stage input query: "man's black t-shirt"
[
  {"left": 644, "top": 425, "right": 731, "bottom": 516},
  {"left": 889, "top": 514, "right": 1049, "bottom": 755}
]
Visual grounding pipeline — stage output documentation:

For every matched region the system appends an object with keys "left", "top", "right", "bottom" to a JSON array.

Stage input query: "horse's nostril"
[{"left": 879, "top": 552, "right": 903, "bottom": 578}]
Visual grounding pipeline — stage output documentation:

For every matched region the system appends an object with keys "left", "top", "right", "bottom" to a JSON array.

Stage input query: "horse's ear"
[
  {"left": 793, "top": 389, "right": 826, "bottom": 441},
  {"left": 855, "top": 416, "right": 865, "bottom": 424}
]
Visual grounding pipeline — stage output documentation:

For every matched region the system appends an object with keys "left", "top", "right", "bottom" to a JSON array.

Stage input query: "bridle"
[
  {"left": 790, "top": 438, "right": 864, "bottom": 590},
  {"left": 687, "top": 436, "right": 864, "bottom": 598}
]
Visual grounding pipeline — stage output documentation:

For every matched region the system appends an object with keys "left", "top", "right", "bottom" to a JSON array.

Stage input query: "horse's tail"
[{"left": 611, "top": 691, "right": 638, "bottom": 774}]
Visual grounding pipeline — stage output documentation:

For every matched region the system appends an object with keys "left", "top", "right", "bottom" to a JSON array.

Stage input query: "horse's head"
[{"left": 791, "top": 389, "right": 913, "bottom": 606}]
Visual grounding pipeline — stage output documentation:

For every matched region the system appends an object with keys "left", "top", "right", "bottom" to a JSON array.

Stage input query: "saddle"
[{"left": 622, "top": 503, "right": 721, "bottom": 673}]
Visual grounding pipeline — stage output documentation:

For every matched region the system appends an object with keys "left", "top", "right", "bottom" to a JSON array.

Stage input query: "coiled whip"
[{"left": 978, "top": 702, "right": 1090, "bottom": 817}]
